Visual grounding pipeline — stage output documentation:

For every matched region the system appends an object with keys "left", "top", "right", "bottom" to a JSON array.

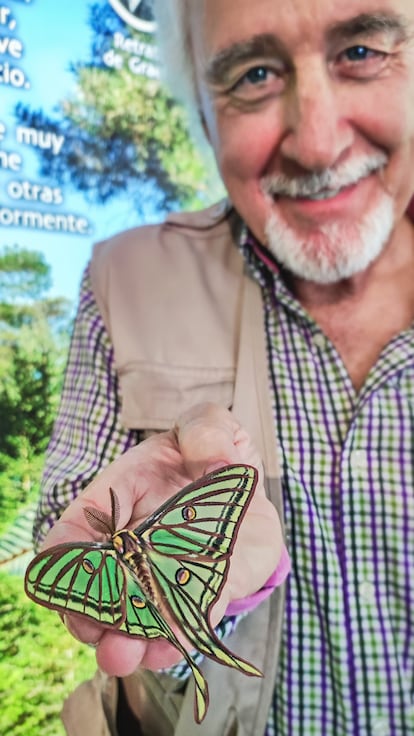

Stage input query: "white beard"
[
  {"left": 264, "top": 193, "right": 395, "bottom": 284},
  {"left": 262, "top": 153, "right": 395, "bottom": 284}
]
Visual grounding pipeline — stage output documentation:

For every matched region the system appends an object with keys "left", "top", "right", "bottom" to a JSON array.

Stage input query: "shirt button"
[
  {"left": 372, "top": 718, "right": 390, "bottom": 735},
  {"left": 359, "top": 580, "right": 376, "bottom": 604},
  {"left": 351, "top": 449, "right": 368, "bottom": 471},
  {"left": 312, "top": 333, "right": 326, "bottom": 351}
]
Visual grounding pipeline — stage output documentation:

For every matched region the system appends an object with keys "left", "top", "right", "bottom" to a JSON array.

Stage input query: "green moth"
[{"left": 25, "top": 464, "right": 262, "bottom": 723}]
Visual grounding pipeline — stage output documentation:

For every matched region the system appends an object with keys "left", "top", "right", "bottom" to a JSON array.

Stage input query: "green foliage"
[
  {"left": 0, "top": 245, "right": 51, "bottom": 302},
  {"left": 0, "top": 245, "right": 71, "bottom": 549},
  {"left": 0, "top": 247, "right": 69, "bottom": 335},
  {"left": 0, "top": 246, "right": 69, "bottom": 331},
  {"left": 0, "top": 503, "right": 35, "bottom": 575},
  {"left": 0, "top": 244, "right": 91, "bottom": 734},
  {"left": 62, "top": 63, "right": 217, "bottom": 209},
  {"left": 0, "top": 456, "right": 41, "bottom": 539},
  {"left": 0, "top": 343, "right": 56, "bottom": 458},
  {"left": 0, "top": 246, "right": 71, "bottom": 464},
  {"left": 0, "top": 571, "right": 95, "bottom": 736}
]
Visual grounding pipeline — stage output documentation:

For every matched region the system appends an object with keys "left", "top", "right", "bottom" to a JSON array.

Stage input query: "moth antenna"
[
  {"left": 109, "top": 487, "right": 120, "bottom": 530},
  {"left": 83, "top": 506, "right": 114, "bottom": 535}
]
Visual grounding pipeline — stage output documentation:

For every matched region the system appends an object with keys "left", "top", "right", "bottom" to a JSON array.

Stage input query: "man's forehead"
[
  {"left": 191, "top": 0, "right": 414, "bottom": 50},
  {"left": 192, "top": 0, "right": 413, "bottom": 19}
]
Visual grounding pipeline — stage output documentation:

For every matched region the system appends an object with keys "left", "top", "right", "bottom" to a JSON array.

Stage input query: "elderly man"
[{"left": 34, "top": 1, "right": 414, "bottom": 734}]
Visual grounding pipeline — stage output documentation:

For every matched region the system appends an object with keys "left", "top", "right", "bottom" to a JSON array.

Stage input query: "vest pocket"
[{"left": 118, "top": 363, "right": 235, "bottom": 431}]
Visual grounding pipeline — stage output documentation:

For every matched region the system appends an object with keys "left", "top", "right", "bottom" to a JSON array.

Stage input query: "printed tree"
[
  {"left": 15, "top": 2, "right": 222, "bottom": 216},
  {"left": 0, "top": 246, "right": 71, "bottom": 534}
]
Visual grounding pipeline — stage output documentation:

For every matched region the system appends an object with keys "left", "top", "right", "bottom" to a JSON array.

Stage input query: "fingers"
[
  {"left": 62, "top": 613, "right": 160, "bottom": 676},
  {"left": 42, "top": 401, "right": 271, "bottom": 676},
  {"left": 97, "top": 635, "right": 185, "bottom": 674},
  {"left": 63, "top": 613, "right": 192, "bottom": 676},
  {"left": 40, "top": 452, "right": 142, "bottom": 548},
  {"left": 96, "top": 633, "right": 147, "bottom": 676},
  {"left": 63, "top": 612, "right": 103, "bottom": 646},
  {"left": 41, "top": 435, "right": 179, "bottom": 548},
  {"left": 174, "top": 402, "right": 260, "bottom": 479},
  {"left": 44, "top": 402, "right": 261, "bottom": 550}
]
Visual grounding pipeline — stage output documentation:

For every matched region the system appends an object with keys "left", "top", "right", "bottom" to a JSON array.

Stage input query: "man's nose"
[{"left": 279, "top": 60, "right": 354, "bottom": 172}]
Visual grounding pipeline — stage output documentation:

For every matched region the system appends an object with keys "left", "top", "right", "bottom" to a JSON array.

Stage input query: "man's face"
[{"left": 191, "top": 0, "right": 414, "bottom": 283}]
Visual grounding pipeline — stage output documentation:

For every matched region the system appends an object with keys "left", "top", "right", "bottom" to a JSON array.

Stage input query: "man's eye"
[
  {"left": 230, "top": 65, "right": 284, "bottom": 102},
  {"left": 336, "top": 44, "right": 387, "bottom": 78},
  {"left": 243, "top": 66, "right": 270, "bottom": 84},
  {"left": 344, "top": 45, "right": 376, "bottom": 62}
]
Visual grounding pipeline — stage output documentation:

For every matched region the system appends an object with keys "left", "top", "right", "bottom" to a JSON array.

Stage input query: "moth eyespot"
[
  {"left": 82, "top": 558, "right": 95, "bottom": 575},
  {"left": 131, "top": 595, "right": 146, "bottom": 609},
  {"left": 176, "top": 568, "right": 191, "bottom": 586},
  {"left": 182, "top": 506, "right": 196, "bottom": 522}
]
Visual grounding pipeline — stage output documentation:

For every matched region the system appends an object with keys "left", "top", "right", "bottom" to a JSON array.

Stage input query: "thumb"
[{"left": 174, "top": 402, "right": 243, "bottom": 480}]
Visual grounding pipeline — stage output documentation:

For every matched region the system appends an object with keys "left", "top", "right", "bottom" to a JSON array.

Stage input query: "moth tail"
[
  {"left": 205, "top": 640, "right": 263, "bottom": 678},
  {"left": 166, "top": 639, "right": 209, "bottom": 723},
  {"left": 183, "top": 651, "right": 210, "bottom": 724},
  {"left": 149, "top": 604, "right": 209, "bottom": 722},
  {"left": 181, "top": 621, "right": 263, "bottom": 679},
  {"left": 226, "top": 653, "right": 263, "bottom": 678}
]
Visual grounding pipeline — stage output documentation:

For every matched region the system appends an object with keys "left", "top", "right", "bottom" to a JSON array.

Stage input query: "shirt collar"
[{"left": 238, "top": 225, "right": 310, "bottom": 323}]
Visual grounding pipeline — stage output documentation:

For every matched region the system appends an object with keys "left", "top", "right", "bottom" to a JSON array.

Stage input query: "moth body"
[{"left": 113, "top": 529, "right": 160, "bottom": 607}]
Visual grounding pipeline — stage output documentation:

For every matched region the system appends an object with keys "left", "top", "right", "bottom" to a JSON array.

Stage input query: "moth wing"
[{"left": 25, "top": 542, "right": 125, "bottom": 626}]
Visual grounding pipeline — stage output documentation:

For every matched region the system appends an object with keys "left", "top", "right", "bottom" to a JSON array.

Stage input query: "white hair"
[{"left": 152, "top": 1, "right": 203, "bottom": 135}]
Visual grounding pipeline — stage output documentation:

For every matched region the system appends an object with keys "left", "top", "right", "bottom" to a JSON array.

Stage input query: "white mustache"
[{"left": 261, "top": 153, "right": 388, "bottom": 198}]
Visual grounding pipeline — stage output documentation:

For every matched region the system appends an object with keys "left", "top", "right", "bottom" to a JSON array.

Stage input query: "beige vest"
[{"left": 62, "top": 202, "right": 286, "bottom": 736}]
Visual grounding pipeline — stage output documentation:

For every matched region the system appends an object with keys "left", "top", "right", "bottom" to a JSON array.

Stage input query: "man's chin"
[
  {"left": 264, "top": 195, "right": 395, "bottom": 285},
  {"left": 275, "top": 249, "right": 373, "bottom": 285}
]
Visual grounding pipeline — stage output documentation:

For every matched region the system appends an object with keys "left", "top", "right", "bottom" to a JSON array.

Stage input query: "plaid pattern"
[
  {"left": 35, "top": 233, "right": 414, "bottom": 734},
  {"left": 241, "top": 232, "right": 414, "bottom": 735}
]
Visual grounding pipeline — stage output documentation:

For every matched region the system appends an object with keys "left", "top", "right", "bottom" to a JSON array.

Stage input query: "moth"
[{"left": 25, "top": 464, "right": 262, "bottom": 722}]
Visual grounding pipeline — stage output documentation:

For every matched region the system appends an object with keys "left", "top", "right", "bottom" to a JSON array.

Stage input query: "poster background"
[
  {"left": 0, "top": 0, "right": 186, "bottom": 302},
  {"left": 0, "top": 3, "right": 220, "bottom": 733}
]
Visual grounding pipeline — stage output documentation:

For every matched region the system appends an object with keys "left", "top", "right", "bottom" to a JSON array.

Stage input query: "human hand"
[{"left": 40, "top": 402, "right": 283, "bottom": 676}]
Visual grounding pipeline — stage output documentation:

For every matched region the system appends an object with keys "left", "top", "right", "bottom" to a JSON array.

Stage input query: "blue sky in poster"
[{"left": 0, "top": 0, "right": 161, "bottom": 302}]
